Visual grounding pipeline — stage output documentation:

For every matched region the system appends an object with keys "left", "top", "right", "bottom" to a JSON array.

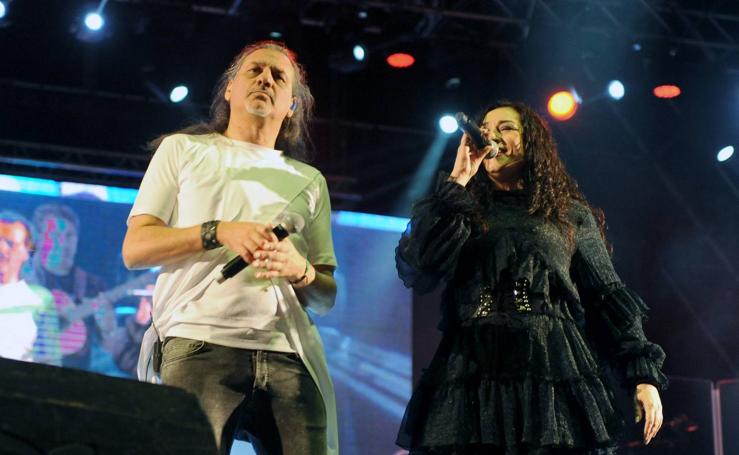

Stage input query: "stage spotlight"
[
  {"left": 717, "top": 146, "right": 734, "bottom": 162},
  {"left": 0, "top": 1, "right": 7, "bottom": 19},
  {"left": 439, "top": 115, "right": 458, "bottom": 134},
  {"left": 84, "top": 12, "right": 104, "bottom": 31},
  {"left": 387, "top": 53, "right": 415, "bottom": 68},
  {"left": 329, "top": 44, "right": 367, "bottom": 72},
  {"left": 169, "top": 85, "right": 189, "bottom": 103},
  {"left": 653, "top": 84, "right": 681, "bottom": 99},
  {"left": 445, "top": 77, "right": 461, "bottom": 89},
  {"left": 269, "top": 31, "right": 282, "bottom": 39},
  {"left": 570, "top": 88, "right": 583, "bottom": 105},
  {"left": 353, "top": 44, "right": 366, "bottom": 62},
  {"left": 547, "top": 91, "right": 578, "bottom": 121},
  {"left": 608, "top": 80, "right": 625, "bottom": 100}
]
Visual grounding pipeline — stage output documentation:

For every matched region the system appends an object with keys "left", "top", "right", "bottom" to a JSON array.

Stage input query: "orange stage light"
[
  {"left": 653, "top": 84, "right": 681, "bottom": 99},
  {"left": 386, "top": 53, "right": 415, "bottom": 68},
  {"left": 547, "top": 91, "right": 578, "bottom": 121}
]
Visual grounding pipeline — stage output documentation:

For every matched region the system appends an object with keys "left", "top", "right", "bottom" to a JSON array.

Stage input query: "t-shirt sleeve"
[
  {"left": 128, "top": 135, "right": 181, "bottom": 226},
  {"left": 304, "top": 174, "right": 337, "bottom": 269}
]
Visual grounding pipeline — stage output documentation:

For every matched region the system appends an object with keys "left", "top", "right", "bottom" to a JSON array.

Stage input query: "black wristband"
[
  {"left": 289, "top": 258, "right": 309, "bottom": 285},
  {"left": 201, "top": 220, "right": 222, "bottom": 250}
]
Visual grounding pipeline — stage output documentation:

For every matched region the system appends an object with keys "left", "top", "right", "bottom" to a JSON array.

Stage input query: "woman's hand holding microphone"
[{"left": 449, "top": 133, "right": 497, "bottom": 187}]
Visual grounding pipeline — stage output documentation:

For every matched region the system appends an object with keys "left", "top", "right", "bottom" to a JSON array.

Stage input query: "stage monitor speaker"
[
  {"left": 718, "top": 379, "right": 739, "bottom": 455},
  {"left": 0, "top": 358, "right": 217, "bottom": 455}
]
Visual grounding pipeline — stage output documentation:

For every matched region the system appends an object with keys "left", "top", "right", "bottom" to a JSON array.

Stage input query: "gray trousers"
[{"left": 160, "top": 337, "right": 327, "bottom": 455}]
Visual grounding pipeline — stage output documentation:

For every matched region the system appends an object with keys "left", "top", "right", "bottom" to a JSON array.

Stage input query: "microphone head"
[
  {"left": 454, "top": 112, "right": 470, "bottom": 125},
  {"left": 274, "top": 212, "right": 305, "bottom": 234},
  {"left": 484, "top": 141, "right": 501, "bottom": 160},
  {"left": 455, "top": 111, "right": 492, "bottom": 150}
]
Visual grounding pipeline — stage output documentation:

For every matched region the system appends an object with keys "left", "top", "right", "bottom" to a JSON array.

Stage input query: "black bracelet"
[
  {"left": 289, "top": 258, "right": 309, "bottom": 285},
  {"left": 201, "top": 220, "right": 222, "bottom": 250}
]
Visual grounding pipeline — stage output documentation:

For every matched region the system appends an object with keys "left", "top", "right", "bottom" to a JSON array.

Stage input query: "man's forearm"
[
  {"left": 122, "top": 224, "right": 202, "bottom": 269},
  {"left": 295, "top": 268, "right": 337, "bottom": 315}
]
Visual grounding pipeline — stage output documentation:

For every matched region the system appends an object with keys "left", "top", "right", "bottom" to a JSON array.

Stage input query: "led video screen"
[{"left": 0, "top": 173, "right": 411, "bottom": 455}]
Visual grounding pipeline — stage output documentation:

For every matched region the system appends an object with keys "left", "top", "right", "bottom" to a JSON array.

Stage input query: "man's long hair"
[
  {"left": 151, "top": 41, "right": 315, "bottom": 161},
  {"left": 467, "top": 101, "right": 610, "bottom": 250}
]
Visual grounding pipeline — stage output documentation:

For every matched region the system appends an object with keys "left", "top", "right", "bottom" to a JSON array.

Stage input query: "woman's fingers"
[
  {"left": 644, "top": 406, "right": 653, "bottom": 443},
  {"left": 473, "top": 144, "right": 495, "bottom": 161},
  {"left": 639, "top": 400, "right": 663, "bottom": 445},
  {"left": 459, "top": 132, "right": 470, "bottom": 147},
  {"left": 634, "top": 384, "right": 663, "bottom": 445},
  {"left": 646, "top": 403, "right": 663, "bottom": 444},
  {"left": 654, "top": 407, "right": 664, "bottom": 439}
]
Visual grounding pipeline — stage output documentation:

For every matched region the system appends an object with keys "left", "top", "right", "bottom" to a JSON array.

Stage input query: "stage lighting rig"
[{"left": 438, "top": 115, "right": 458, "bottom": 134}]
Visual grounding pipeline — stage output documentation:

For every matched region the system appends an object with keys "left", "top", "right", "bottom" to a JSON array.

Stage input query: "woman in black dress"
[{"left": 396, "top": 102, "right": 666, "bottom": 454}]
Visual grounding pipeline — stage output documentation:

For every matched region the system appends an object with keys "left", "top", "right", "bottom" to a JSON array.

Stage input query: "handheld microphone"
[
  {"left": 455, "top": 112, "right": 499, "bottom": 160},
  {"left": 216, "top": 212, "right": 306, "bottom": 284}
]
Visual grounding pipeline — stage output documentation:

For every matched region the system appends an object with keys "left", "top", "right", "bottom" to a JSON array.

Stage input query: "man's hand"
[
  {"left": 217, "top": 221, "right": 278, "bottom": 263},
  {"left": 252, "top": 238, "right": 311, "bottom": 284},
  {"left": 634, "top": 383, "right": 663, "bottom": 445}
]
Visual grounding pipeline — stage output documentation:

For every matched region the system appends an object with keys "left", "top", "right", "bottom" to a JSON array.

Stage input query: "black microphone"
[
  {"left": 216, "top": 212, "right": 305, "bottom": 284},
  {"left": 455, "top": 112, "right": 500, "bottom": 159}
]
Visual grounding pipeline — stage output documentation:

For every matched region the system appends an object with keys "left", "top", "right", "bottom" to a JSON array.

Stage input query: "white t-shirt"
[
  {"left": 0, "top": 280, "right": 41, "bottom": 361},
  {"left": 129, "top": 133, "right": 337, "bottom": 352}
]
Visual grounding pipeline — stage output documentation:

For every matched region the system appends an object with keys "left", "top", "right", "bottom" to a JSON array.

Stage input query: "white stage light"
[
  {"left": 84, "top": 12, "right": 104, "bottom": 31},
  {"left": 169, "top": 85, "right": 189, "bottom": 103},
  {"left": 717, "top": 145, "right": 734, "bottom": 162},
  {"left": 608, "top": 80, "right": 625, "bottom": 100},
  {"left": 353, "top": 45, "right": 366, "bottom": 62},
  {"left": 439, "top": 115, "right": 458, "bottom": 134}
]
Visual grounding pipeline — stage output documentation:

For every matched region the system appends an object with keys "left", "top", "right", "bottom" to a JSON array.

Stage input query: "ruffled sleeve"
[
  {"left": 571, "top": 206, "right": 668, "bottom": 391},
  {"left": 396, "top": 173, "right": 477, "bottom": 294}
]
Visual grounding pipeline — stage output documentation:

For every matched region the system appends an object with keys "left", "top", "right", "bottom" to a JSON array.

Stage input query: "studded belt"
[{"left": 458, "top": 277, "right": 538, "bottom": 321}]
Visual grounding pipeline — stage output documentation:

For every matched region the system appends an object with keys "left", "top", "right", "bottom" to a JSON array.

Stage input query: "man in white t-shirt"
[
  {"left": 122, "top": 41, "right": 339, "bottom": 455},
  {"left": 0, "top": 211, "right": 54, "bottom": 362}
]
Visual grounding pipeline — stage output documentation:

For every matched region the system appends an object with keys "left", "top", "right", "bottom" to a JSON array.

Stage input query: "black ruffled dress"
[{"left": 395, "top": 175, "right": 668, "bottom": 455}]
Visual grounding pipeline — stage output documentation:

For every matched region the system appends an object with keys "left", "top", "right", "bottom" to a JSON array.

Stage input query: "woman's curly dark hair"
[{"left": 467, "top": 101, "right": 611, "bottom": 252}]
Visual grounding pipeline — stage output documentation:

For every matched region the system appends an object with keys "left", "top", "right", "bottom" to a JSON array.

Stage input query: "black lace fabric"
[{"left": 395, "top": 173, "right": 667, "bottom": 454}]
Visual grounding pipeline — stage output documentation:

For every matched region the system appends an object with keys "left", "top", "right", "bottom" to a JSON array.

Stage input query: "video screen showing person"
[
  {"left": 0, "top": 173, "right": 411, "bottom": 455},
  {"left": 0, "top": 176, "right": 156, "bottom": 376}
]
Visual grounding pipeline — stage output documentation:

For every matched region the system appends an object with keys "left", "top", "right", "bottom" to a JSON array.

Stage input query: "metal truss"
[
  {"left": 6, "top": 0, "right": 738, "bottom": 194},
  {"left": 539, "top": 0, "right": 739, "bottom": 63},
  {"left": 106, "top": 0, "right": 739, "bottom": 59},
  {"left": 298, "top": 0, "right": 739, "bottom": 63},
  {"left": 0, "top": 139, "right": 150, "bottom": 188}
]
